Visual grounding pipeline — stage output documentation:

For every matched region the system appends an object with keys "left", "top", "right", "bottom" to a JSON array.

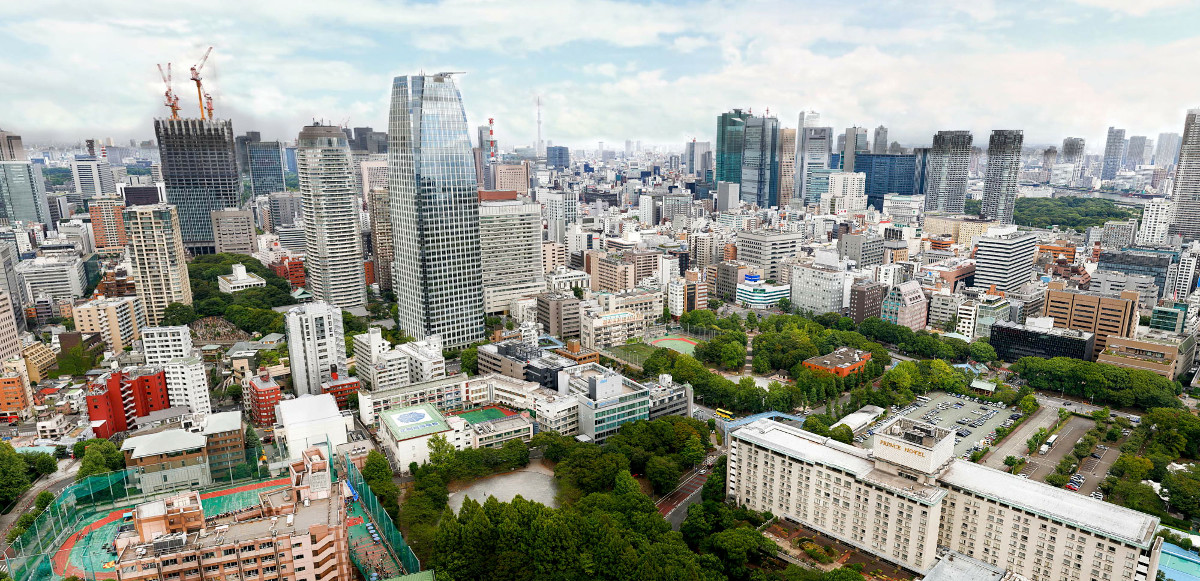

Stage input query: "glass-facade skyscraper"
[
  {"left": 388, "top": 73, "right": 484, "bottom": 348},
  {"left": 716, "top": 109, "right": 751, "bottom": 184},
  {"left": 854, "top": 154, "right": 917, "bottom": 210},
  {"left": 1101, "top": 126, "right": 1126, "bottom": 181},
  {"left": 247, "top": 140, "right": 286, "bottom": 195},
  {"left": 154, "top": 118, "right": 240, "bottom": 255},
  {"left": 739, "top": 115, "right": 780, "bottom": 207},
  {"left": 1171, "top": 109, "right": 1200, "bottom": 240},
  {"left": 0, "top": 161, "right": 52, "bottom": 226}
]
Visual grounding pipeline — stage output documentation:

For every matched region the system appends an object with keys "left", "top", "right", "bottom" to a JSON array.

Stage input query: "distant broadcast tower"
[
  {"left": 536, "top": 96, "right": 544, "bottom": 157},
  {"left": 486, "top": 117, "right": 497, "bottom": 163}
]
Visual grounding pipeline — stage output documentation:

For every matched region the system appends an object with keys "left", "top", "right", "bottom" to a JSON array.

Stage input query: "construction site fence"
[{"left": 343, "top": 460, "right": 421, "bottom": 575}]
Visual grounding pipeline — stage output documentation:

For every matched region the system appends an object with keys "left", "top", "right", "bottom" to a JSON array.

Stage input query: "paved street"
[{"left": 657, "top": 467, "right": 710, "bottom": 529}]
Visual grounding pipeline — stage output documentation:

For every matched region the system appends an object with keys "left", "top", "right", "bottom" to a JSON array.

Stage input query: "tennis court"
[
  {"left": 449, "top": 405, "right": 516, "bottom": 424},
  {"left": 649, "top": 334, "right": 699, "bottom": 355}
]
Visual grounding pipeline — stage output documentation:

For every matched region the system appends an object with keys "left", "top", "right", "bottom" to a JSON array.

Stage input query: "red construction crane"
[
  {"left": 189, "top": 46, "right": 213, "bottom": 120},
  {"left": 204, "top": 92, "right": 214, "bottom": 120},
  {"left": 156, "top": 63, "right": 181, "bottom": 120}
]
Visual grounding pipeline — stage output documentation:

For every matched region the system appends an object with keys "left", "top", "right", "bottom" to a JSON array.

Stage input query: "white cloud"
[{"left": 1068, "top": 0, "right": 1193, "bottom": 17}]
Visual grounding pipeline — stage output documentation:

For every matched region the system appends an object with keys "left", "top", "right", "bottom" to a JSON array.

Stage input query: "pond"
[{"left": 448, "top": 465, "right": 560, "bottom": 512}]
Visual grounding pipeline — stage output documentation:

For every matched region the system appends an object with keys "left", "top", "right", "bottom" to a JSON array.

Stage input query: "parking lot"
[{"left": 864, "top": 392, "right": 1020, "bottom": 459}]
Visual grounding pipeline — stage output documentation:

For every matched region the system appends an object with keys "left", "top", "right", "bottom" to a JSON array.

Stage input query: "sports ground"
[
  {"left": 649, "top": 334, "right": 699, "bottom": 355},
  {"left": 52, "top": 478, "right": 290, "bottom": 580},
  {"left": 448, "top": 405, "right": 517, "bottom": 424}
]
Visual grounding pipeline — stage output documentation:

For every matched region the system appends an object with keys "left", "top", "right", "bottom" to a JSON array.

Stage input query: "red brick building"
[
  {"left": 247, "top": 368, "right": 282, "bottom": 427},
  {"left": 321, "top": 372, "right": 361, "bottom": 410},
  {"left": 86, "top": 367, "right": 170, "bottom": 438},
  {"left": 802, "top": 348, "right": 872, "bottom": 378},
  {"left": 271, "top": 256, "right": 306, "bottom": 289}
]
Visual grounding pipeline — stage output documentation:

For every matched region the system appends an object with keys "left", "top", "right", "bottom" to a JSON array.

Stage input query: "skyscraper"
[
  {"left": 0, "top": 161, "right": 52, "bottom": 226},
  {"left": 795, "top": 116, "right": 832, "bottom": 206},
  {"left": 88, "top": 194, "right": 127, "bottom": 254},
  {"left": 285, "top": 302, "right": 347, "bottom": 396},
  {"left": 1156, "top": 132, "right": 1182, "bottom": 168},
  {"left": 854, "top": 154, "right": 917, "bottom": 210},
  {"left": 922, "top": 130, "right": 972, "bottom": 214},
  {"left": 872, "top": 125, "right": 888, "bottom": 154},
  {"left": 0, "top": 129, "right": 25, "bottom": 161},
  {"left": 369, "top": 186, "right": 393, "bottom": 291},
  {"left": 1126, "top": 135, "right": 1149, "bottom": 168},
  {"left": 547, "top": 146, "right": 570, "bottom": 170},
  {"left": 124, "top": 204, "right": 192, "bottom": 325},
  {"left": 716, "top": 109, "right": 751, "bottom": 184},
  {"left": 246, "top": 140, "right": 286, "bottom": 196},
  {"left": 479, "top": 200, "right": 544, "bottom": 314},
  {"left": 388, "top": 73, "right": 485, "bottom": 348},
  {"left": 70, "top": 157, "right": 116, "bottom": 205},
  {"left": 683, "top": 141, "right": 711, "bottom": 177},
  {"left": 155, "top": 118, "right": 240, "bottom": 254},
  {"left": 981, "top": 130, "right": 1024, "bottom": 225},
  {"left": 777, "top": 128, "right": 797, "bottom": 208},
  {"left": 740, "top": 115, "right": 780, "bottom": 207},
  {"left": 543, "top": 190, "right": 578, "bottom": 244},
  {"left": 1171, "top": 109, "right": 1200, "bottom": 240},
  {"left": 297, "top": 123, "right": 366, "bottom": 309},
  {"left": 1101, "top": 126, "right": 1126, "bottom": 181},
  {"left": 841, "top": 126, "right": 867, "bottom": 173},
  {"left": 1061, "top": 137, "right": 1086, "bottom": 164}
]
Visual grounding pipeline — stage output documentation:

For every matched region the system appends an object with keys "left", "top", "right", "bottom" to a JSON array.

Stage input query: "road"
[
  {"left": 657, "top": 467, "right": 710, "bottom": 529},
  {"left": 1035, "top": 394, "right": 1141, "bottom": 423}
]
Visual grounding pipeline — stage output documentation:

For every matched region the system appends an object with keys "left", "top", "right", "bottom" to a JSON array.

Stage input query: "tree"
[
  {"left": 71, "top": 439, "right": 124, "bottom": 470},
  {"left": 23, "top": 452, "right": 58, "bottom": 477},
  {"left": 35, "top": 490, "right": 54, "bottom": 511},
  {"left": 460, "top": 347, "right": 479, "bottom": 375},
  {"left": 572, "top": 286, "right": 585, "bottom": 300},
  {"left": 646, "top": 455, "right": 681, "bottom": 495},
  {"left": 776, "top": 298, "right": 792, "bottom": 313},
  {"left": 829, "top": 425, "right": 854, "bottom": 444},
  {"left": 968, "top": 340, "right": 997, "bottom": 363},
  {"left": 225, "top": 384, "right": 243, "bottom": 404},
  {"left": 680, "top": 436, "right": 705, "bottom": 467},
  {"left": 160, "top": 303, "right": 199, "bottom": 326},
  {"left": 1019, "top": 394, "right": 1039, "bottom": 416},
  {"left": 0, "top": 444, "right": 31, "bottom": 506},
  {"left": 362, "top": 450, "right": 393, "bottom": 484},
  {"left": 803, "top": 415, "right": 831, "bottom": 437}
]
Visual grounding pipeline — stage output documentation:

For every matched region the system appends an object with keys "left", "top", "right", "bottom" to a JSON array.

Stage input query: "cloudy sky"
[{"left": 2, "top": 0, "right": 1197, "bottom": 152}]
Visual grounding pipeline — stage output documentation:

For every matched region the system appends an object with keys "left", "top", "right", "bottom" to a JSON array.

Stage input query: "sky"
[{"left": 2, "top": 0, "right": 1199, "bottom": 153}]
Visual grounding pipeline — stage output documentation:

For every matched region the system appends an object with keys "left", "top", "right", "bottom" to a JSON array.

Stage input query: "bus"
[
  {"left": 1045, "top": 434, "right": 1058, "bottom": 449},
  {"left": 714, "top": 409, "right": 734, "bottom": 420}
]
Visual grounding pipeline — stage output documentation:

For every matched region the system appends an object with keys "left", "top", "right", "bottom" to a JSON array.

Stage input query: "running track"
[
  {"left": 51, "top": 478, "right": 290, "bottom": 579},
  {"left": 650, "top": 337, "right": 698, "bottom": 347}
]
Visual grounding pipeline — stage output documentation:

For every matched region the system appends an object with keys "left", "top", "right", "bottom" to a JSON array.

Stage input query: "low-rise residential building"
[
  {"left": 21, "top": 341, "right": 57, "bottom": 383},
  {"left": 880, "top": 280, "right": 928, "bottom": 331},
  {"left": 120, "top": 429, "right": 212, "bottom": 492},
  {"left": 581, "top": 310, "right": 644, "bottom": 349},
  {"left": 246, "top": 367, "right": 282, "bottom": 426}
]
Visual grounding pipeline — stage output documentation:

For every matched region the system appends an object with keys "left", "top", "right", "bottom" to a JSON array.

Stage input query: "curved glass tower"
[{"left": 388, "top": 73, "right": 484, "bottom": 348}]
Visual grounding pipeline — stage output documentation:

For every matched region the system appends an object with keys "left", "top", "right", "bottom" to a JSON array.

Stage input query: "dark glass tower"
[
  {"left": 154, "top": 118, "right": 240, "bottom": 254},
  {"left": 388, "top": 73, "right": 484, "bottom": 348},
  {"left": 716, "top": 109, "right": 750, "bottom": 184}
]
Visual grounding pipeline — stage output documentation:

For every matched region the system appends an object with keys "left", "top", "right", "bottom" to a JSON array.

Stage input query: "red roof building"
[
  {"left": 321, "top": 372, "right": 361, "bottom": 410},
  {"left": 85, "top": 367, "right": 170, "bottom": 438},
  {"left": 271, "top": 256, "right": 306, "bottom": 289},
  {"left": 802, "top": 348, "right": 872, "bottom": 378}
]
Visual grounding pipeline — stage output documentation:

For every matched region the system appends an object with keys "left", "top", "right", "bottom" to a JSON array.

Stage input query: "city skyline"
[{"left": 2, "top": 1, "right": 1197, "bottom": 150}]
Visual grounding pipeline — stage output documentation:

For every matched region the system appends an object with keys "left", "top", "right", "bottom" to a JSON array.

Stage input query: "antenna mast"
[{"left": 536, "top": 96, "right": 543, "bottom": 156}]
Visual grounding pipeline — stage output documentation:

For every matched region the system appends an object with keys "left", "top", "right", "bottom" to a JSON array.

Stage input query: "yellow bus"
[{"left": 714, "top": 408, "right": 734, "bottom": 420}]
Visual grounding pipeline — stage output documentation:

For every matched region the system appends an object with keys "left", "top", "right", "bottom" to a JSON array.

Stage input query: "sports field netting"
[
  {"left": 344, "top": 459, "right": 421, "bottom": 575},
  {"left": 450, "top": 406, "right": 516, "bottom": 424}
]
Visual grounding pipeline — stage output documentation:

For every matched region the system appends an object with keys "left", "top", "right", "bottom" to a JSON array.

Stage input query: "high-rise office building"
[
  {"left": 124, "top": 204, "right": 192, "bottom": 325},
  {"left": 368, "top": 186, "right": 393, "bottom": 291},
  {"left": 974, "top": 225, "right": 1036, "bottom": 293},
  {"left": 70, "top": 157, "right": 117, "bottom": 205},
  {"left": 740, "top": 115, "right": 780, "bottom": 207},
  {"left": 210, "top": 208, "right": 257, "bottom": 255},
  {"left": 268, "top": 191, "right": 302, "bottom": 231},
  {"left": 872, "top": 125, "right": 888, "bottom": 154},
  {"left": 716, "top": 109, "right": 751, "bottom": 184},
  {"left": 155, "top": 118, "right": 240, "bottom": 254},
  {"left": 246, "top": 140, "right": 286, "bottom": 196},
  {"left": 285, "top": 302, "right": 347, "bottom": 396},
  {"left": 1101, "top": 126, "right": 1126, "bottom": 181},
  {"left": 1137, "top": 198, "right": 1174, "bottom": 246},
  {"left": 777, "top": 128, "right": 797, "bottom": 207},
  {"left": 234, "top": 131, "right": 260, "bottom": 174},
  {"left": 388, "top": 73, "right": 484, "bottom": 348},
  {"left": 1171, "top": 109, "right": 1200, "bottom": 240},
  {"left": 547, "top": 146, "right": 570, "bottom": 170},
  {"left": 88, "top": 194, "right": 127, "bottom": 254},
  {"left": 795, "top": 121, "right": 832, "bottom": 206},
  {"left": 854, "top": 154, "right": 917, "bottom": 210},
  {"left": 0, "top": 129, "right": 24, "bottom": 161},
  {"left": 297, "top": 123, "right": 366, "bottom": 309},
  {"left": 1126, "top": 135, "right": 1149, "bottom": 169},
  {"left": 543, "top": 190, "right": 578, "bottom": 244},
  {"left": 1156, "top": 132, "right": 1182, "bottom": 168},
  {"left": 0, "top": 161, "right": 52, "bottom": 226},
  {"left": 491, "top": 163, "right": 530, "bottom": 193},
  {"left": 479, "top": 200, "right": 545, "bottom": 314},
  {"left": 840, "top": 126, "right": 867, "bottom": 173},
  {"left": 684, "top": 140, "right": 711, "bottom": 177},
  {"left": 1061, "top": 137, "right": 1086, "bottom": 165},
  {"left": 922, "top": 131, "right": 972, "bottom": 214},
  {"left": 981, "top": 130, "right": 1024, "bottom": 225}
]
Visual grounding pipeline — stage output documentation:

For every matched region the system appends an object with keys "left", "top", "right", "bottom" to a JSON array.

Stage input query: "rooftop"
[
  {"left": 277, "top": 394, "right": 342, "bottom": 426},
  {"left": 804, "top": 347, "right": 870, "bottom": 369},
  {"left": 920, "top": 551, "right": 1007, "bottom": 581},
  {"left": 202, "top": 411, "right": 242, "bottom": 435},
  {"left": 121, "top": 430, "right": 207, "bottom": 459},
  {"left": 381, "top": 403, "right": 452, "bottom": 442}
]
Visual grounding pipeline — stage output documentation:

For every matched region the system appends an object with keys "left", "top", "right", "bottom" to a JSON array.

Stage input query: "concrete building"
[
  {"left": 849, "top": 281, "right": 887, "bottom": 324},
  {"left": 247, "top": 368, "right": 282, "bottom": 427},
  {"left": 297, "top": 123, "right": 366, "bottom": 310},
  {"left": 74, "top": 295, "right": 146, "bottom": 352},
  {"left": 1097, "top": 331, "right": 1196, "bottom": 380},
  {"left": 542, "top": 190, "right": 578, "bottom": 245},
  {"left": 839, "top": 233, "right": 884, "bottom": 268},
  {"left": 820, "top": 172, "right": 868, "bottom": 215},
  {"left": 285, "top": 302, "right": 346, "bottom": 396},
  {"left": 803, "top": 347, "right": 872, "bottom": 377},
  {"left": 70, "top": 157, "right": 117, "bottom": 205},
  {"left": 353, "top": 328, "right": 445, "bottom": 393},
  {"left": 164, "top": 356, "right": 211, "bottom": 415},
  {"left": 581, "top": 310, "right": 643, "bottom": 349},
  {"left": 389, "top": 74, "right": 484, "bottom": 348},
  {"left": 923, "top": 130, "right": 973, "bottom": 214},
  {"left": 537, "top": 292, "right": 582, "bottom": 338},
  {"left": 791, "top": 262, "right": 848, "bottom": 316},
  {"left": 980, "top": 130, "right": 1024, "bottom": 225},
  {"left": 120, "top": 430, "right": 212, "bottom": 492},
  {"left": 274, "top": 394, "right": 351, "bottom": 461},
  {"left": 0, "top": 128, "right": 23, "bottom": 161},
  {"left": 267, "top": 191, "right": 303, "bottom": 230},
  {"left": 1043, "top": 282, "right": 1139, "bottom": 358},
  {"left": 88, "top": 194, "right": 127, "bottom": 254},
  {"left": 1172, "top": 110, "right": 1200, "bottom": 240},
  {"left": 1137, "top": 198, "right": 1174, "bottom": 247},
  {"left": 217, "top": 263, "right": 267, "bottom": 294},
  {"left": 729, "top": 417, "right": 1162, "bottom": 578},
  {"left": 736, "top": 230, "right": 805, "bottom": 282},
  {"left": 974, "top": 226, "right": 1036, "bottom": 293},
  {"left": 881, "top": 280, "right": 928, "bottom": 331},
  {"left": 155, "top": 118, "right": 240, "bottom": 254},
  {"left": 1101, "top": 219, "right": 1139, "bottom": 249},
  {"left": 16, "top": 255, "right": 86, "bottom": 300},
  {"left": 736, "top": 274, "right": 790, "bottom": 309},
  {"left": 479, "top": 200, "right": 545, "bottom": 314},
  {"left": 561, "top": 364, "right": 650, "bottom": 444},
  {"left": 210, "top": 208, "right": 257, "bottom": 255},
  {"left": 491, "top": 163, "right": 530, "bottom": 193},
  {"left": 125, "top": 204, "right": 192, "bottom": 325},
  {"left": 86, "top": 366, "right": 171, "bottom": 438},
  {"left": 141, "top": 326, "right": 193, "bottom": 366},
  {"left": 990, "top": 318, "right": 1095, "bottom": 362}
]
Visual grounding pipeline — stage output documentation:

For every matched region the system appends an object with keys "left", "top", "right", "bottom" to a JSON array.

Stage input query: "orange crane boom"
[
  {"left": 156, "top": 63, "right": 181, "bottom": 120},
  {"left": 190, "top": 46, "right": 213, "bottom": 120}
]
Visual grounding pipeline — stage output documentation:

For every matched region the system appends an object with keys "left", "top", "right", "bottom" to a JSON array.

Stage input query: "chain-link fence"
[{"left": 342, "top": 459, "right": 421, "bottom": 575}]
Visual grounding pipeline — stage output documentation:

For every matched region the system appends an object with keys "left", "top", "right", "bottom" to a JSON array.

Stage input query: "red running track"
[{"left": 52, "top": 477, "right": 290, "bottom": 579}]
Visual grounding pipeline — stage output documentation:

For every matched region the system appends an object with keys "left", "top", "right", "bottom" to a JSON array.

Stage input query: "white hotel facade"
[{"left": 728, "top": 417, "right": 1161, "bottom": 581}]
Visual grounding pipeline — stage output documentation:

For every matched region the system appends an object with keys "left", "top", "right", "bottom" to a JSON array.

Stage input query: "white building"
[
  {"left": 542, "top": 190, "right": 578, "bottom": 244},
  {"left": 285, "top": 302, "right": 347, "bottom": 396},
  {"left": 297, "top": 124, "right": 366, "bottom": 310},
  {"left": 125, "top": 204, "right": 192, "bottom": 325},
  {"left": 275, "top": 393, "right": 351, "bottom": 461},
  {"left": 141, "top": 326, "right": 194, "bottom": 366},
  {"left": 736, "top": 230, "right": 806, "bottom": 282},
  {"left": 1137, "top": 198, "right": 1174, "bottom": 247},
  {"left": 736, "top": 275, "right": 791, "bottom": 309},
  {"left": 729, "top": 417, "right": 1162, "bottom": 579},
  {"left": 791, "top": 262, "right": 848, "bottom": 316},
  {"left": 545, "top": 266, "right": 591, "bottom": 293},
  {"left": 73, "top": 295, "right": 146, "bottom": 353},
  {"left": 70, "top": 157, "right": 116, "bottom": 203},
  {"left": 882, "top": 194, "right": 926, "bottom": 226},
  {"left": 479, "top": 200, "right": 545, "bottom": 314},
  {"left": 217, "top": 263, "right": 267, "bottom": 294},
  {"left": 16, "top": 255, "right": 86, "bottom": 300},
  {"left": 581, "top": 310, "right": 643, "bottom": 349},
  {"left": 973, "top": 225, "right": 1037, "bottom": 293},
  {"left": 164, "top": 356, "right": 211, "bottom": 415},
  {"left": 820, "top": 172, "right": 867, "bottom": 215}
]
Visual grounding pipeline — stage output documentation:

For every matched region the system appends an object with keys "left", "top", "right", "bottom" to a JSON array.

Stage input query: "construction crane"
[
  {"left": 204, "top": 92, "right": 214, "bottom": 120},
  {"left": 156, "top": 63, "right": 181, "bottom": 119},
  {"left": 189, "top": 46, "right": 213, "bottom": 120}
]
